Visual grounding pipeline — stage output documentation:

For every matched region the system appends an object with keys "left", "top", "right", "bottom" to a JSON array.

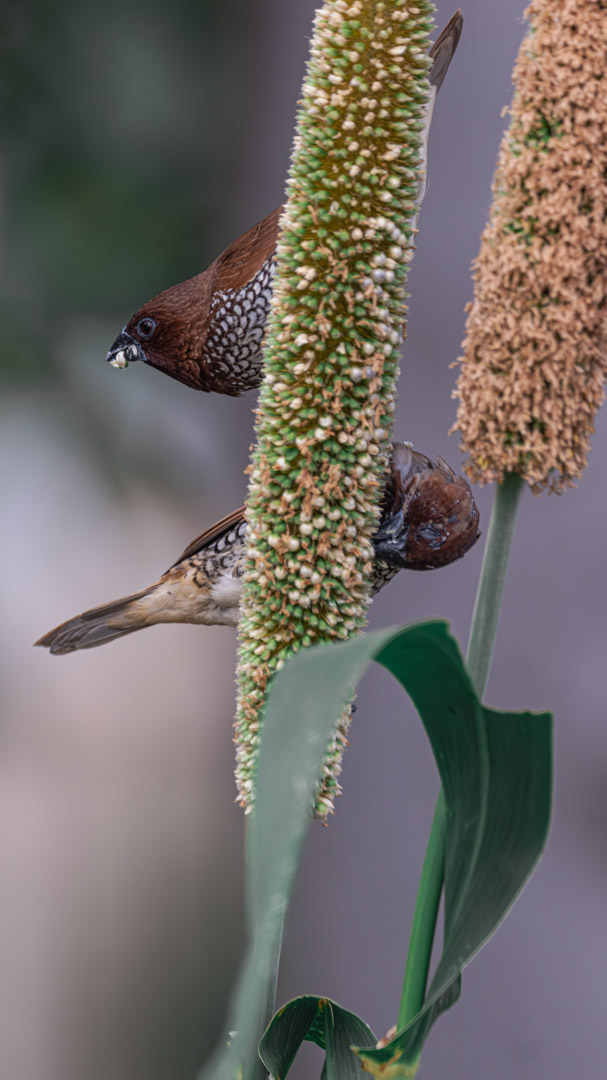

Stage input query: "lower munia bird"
[
  {"left": 104, "top": 12, "right": 463, "bottom": 395},
  {"left": 36, "top": 445, "right": 479, "bottom": 656}
]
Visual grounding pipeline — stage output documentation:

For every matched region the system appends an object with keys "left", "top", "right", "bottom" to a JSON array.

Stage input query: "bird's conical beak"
[
  {"left": 106, "top": 330, "right": 146, "bottom": 370},
  {"left": 372, "top": 509, "right": 409, "bottom": 567}
]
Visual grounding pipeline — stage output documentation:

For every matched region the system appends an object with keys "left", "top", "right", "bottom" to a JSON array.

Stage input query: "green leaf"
[
  {"left": 197, "top": 621, "right": 552, "bottom": 1080},
  {"left": 354, "top": 627, "right": 553, "bottom": 1076},
  {"left": 258, "top": 995, "right": 376, "bottom": 1079}
]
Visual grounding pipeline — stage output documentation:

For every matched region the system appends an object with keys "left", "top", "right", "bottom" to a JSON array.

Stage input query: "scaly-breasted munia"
[
  {"left": 105, "top": 12, "right": 463, "bottom": 395},
  {"left": 36, "top": 444, "right": 479, "bottom": 655}
]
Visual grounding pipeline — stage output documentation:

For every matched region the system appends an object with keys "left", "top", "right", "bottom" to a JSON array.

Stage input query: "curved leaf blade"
[
  {"left": 324, "top": 1000, "right": 377, "bottom": 1080},
  {"left": 259, "top": 995, "right": 376, "bottom": 1079},
  {"left": 259, "top": 996, "right": 322, "bottom": 1077}
]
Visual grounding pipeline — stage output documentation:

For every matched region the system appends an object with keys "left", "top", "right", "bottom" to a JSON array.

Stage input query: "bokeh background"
[{"left": 1, "top": 2, "right": 605, "bottom": 1077}]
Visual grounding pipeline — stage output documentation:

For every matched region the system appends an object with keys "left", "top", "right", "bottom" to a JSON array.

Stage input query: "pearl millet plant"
[
  {"left": 235, "top": 0, "right": 437, "bottom": 818},
  {"left": 453, "top": 0, "right": 607, "bottom": 493}
]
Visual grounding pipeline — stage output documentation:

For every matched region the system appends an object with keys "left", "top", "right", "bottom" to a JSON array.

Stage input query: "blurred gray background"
[{"left": 1, "top": 2, "right": 605, "bottom": 1077}]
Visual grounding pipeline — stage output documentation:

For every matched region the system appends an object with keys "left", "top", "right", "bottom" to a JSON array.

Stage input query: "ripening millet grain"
[
  {"left": 453, "top": 0, "right": 607, "bottom": 493},
  {"left": 236, "top": 0, "right": 436, "bottom": 817}
]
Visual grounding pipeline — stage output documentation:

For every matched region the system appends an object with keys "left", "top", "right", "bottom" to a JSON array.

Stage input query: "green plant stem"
[
  {"left": 396, "top": 790, "right": 446, "bottom": 1032},
  {"left": 397, "top": 473, "right": 525, "bottom": 1033},
  {"left": 466, "top": 473, "right": 525, "bottom": 696}
]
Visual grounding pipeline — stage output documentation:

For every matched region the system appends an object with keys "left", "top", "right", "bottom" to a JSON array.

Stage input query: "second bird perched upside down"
[
  {"left": 36, "top": 444, "right": 479, "bottom": 655},
  {"left": 105, "top": 12, "right": 463, "bottom": 395}
]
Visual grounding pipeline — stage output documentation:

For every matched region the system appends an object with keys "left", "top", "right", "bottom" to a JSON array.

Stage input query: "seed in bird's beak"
[
  {"left": 109, "top": 343, "right": 140, "bottom": 369},
  {"left": 106, "top": 330, "right": 145, "bottom": 370}
]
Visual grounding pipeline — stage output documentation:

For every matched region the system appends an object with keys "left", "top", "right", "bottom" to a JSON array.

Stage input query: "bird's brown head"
[
  {"left": 105, "top": 206, "right": 283, "bottom": 396},
  {"left": 374, "top": 442, "right": 480, "bottom": 570},
  {"left": 106, "top": 272, "right": 224, "bottom": 392}
]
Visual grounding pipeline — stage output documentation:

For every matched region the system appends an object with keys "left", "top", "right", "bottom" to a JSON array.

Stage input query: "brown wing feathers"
[
  {"left": 211, "top": 206, "right": 282, "bottom": 293},
  {"left": 169, "top": 506, "right": 246, "bottom": 569}
]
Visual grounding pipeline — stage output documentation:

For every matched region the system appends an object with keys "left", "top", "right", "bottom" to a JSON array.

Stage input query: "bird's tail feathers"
[{"left": 35, "top": 586, "right": 157, "bottom": 656}]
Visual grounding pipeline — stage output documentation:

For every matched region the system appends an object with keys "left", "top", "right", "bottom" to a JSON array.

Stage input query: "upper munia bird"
[
  {"left": 36, "top": 444, "right": 479, "bottom": 655},
  {"left": 105, "top": 12, "right": 463, "bottom": 395}
]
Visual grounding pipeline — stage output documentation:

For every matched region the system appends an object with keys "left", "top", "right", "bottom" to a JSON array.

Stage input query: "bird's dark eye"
[{"left": 136, "top": 317, "right": 156, "bottom": 338}]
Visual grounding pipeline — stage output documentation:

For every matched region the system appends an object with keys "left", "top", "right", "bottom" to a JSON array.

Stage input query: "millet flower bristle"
[
  {"left": 235, "top": 0, "right": 436, "bottom": 819},
  {"left": 452, "top": 0, "right": 607, "bottom": 493}
]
